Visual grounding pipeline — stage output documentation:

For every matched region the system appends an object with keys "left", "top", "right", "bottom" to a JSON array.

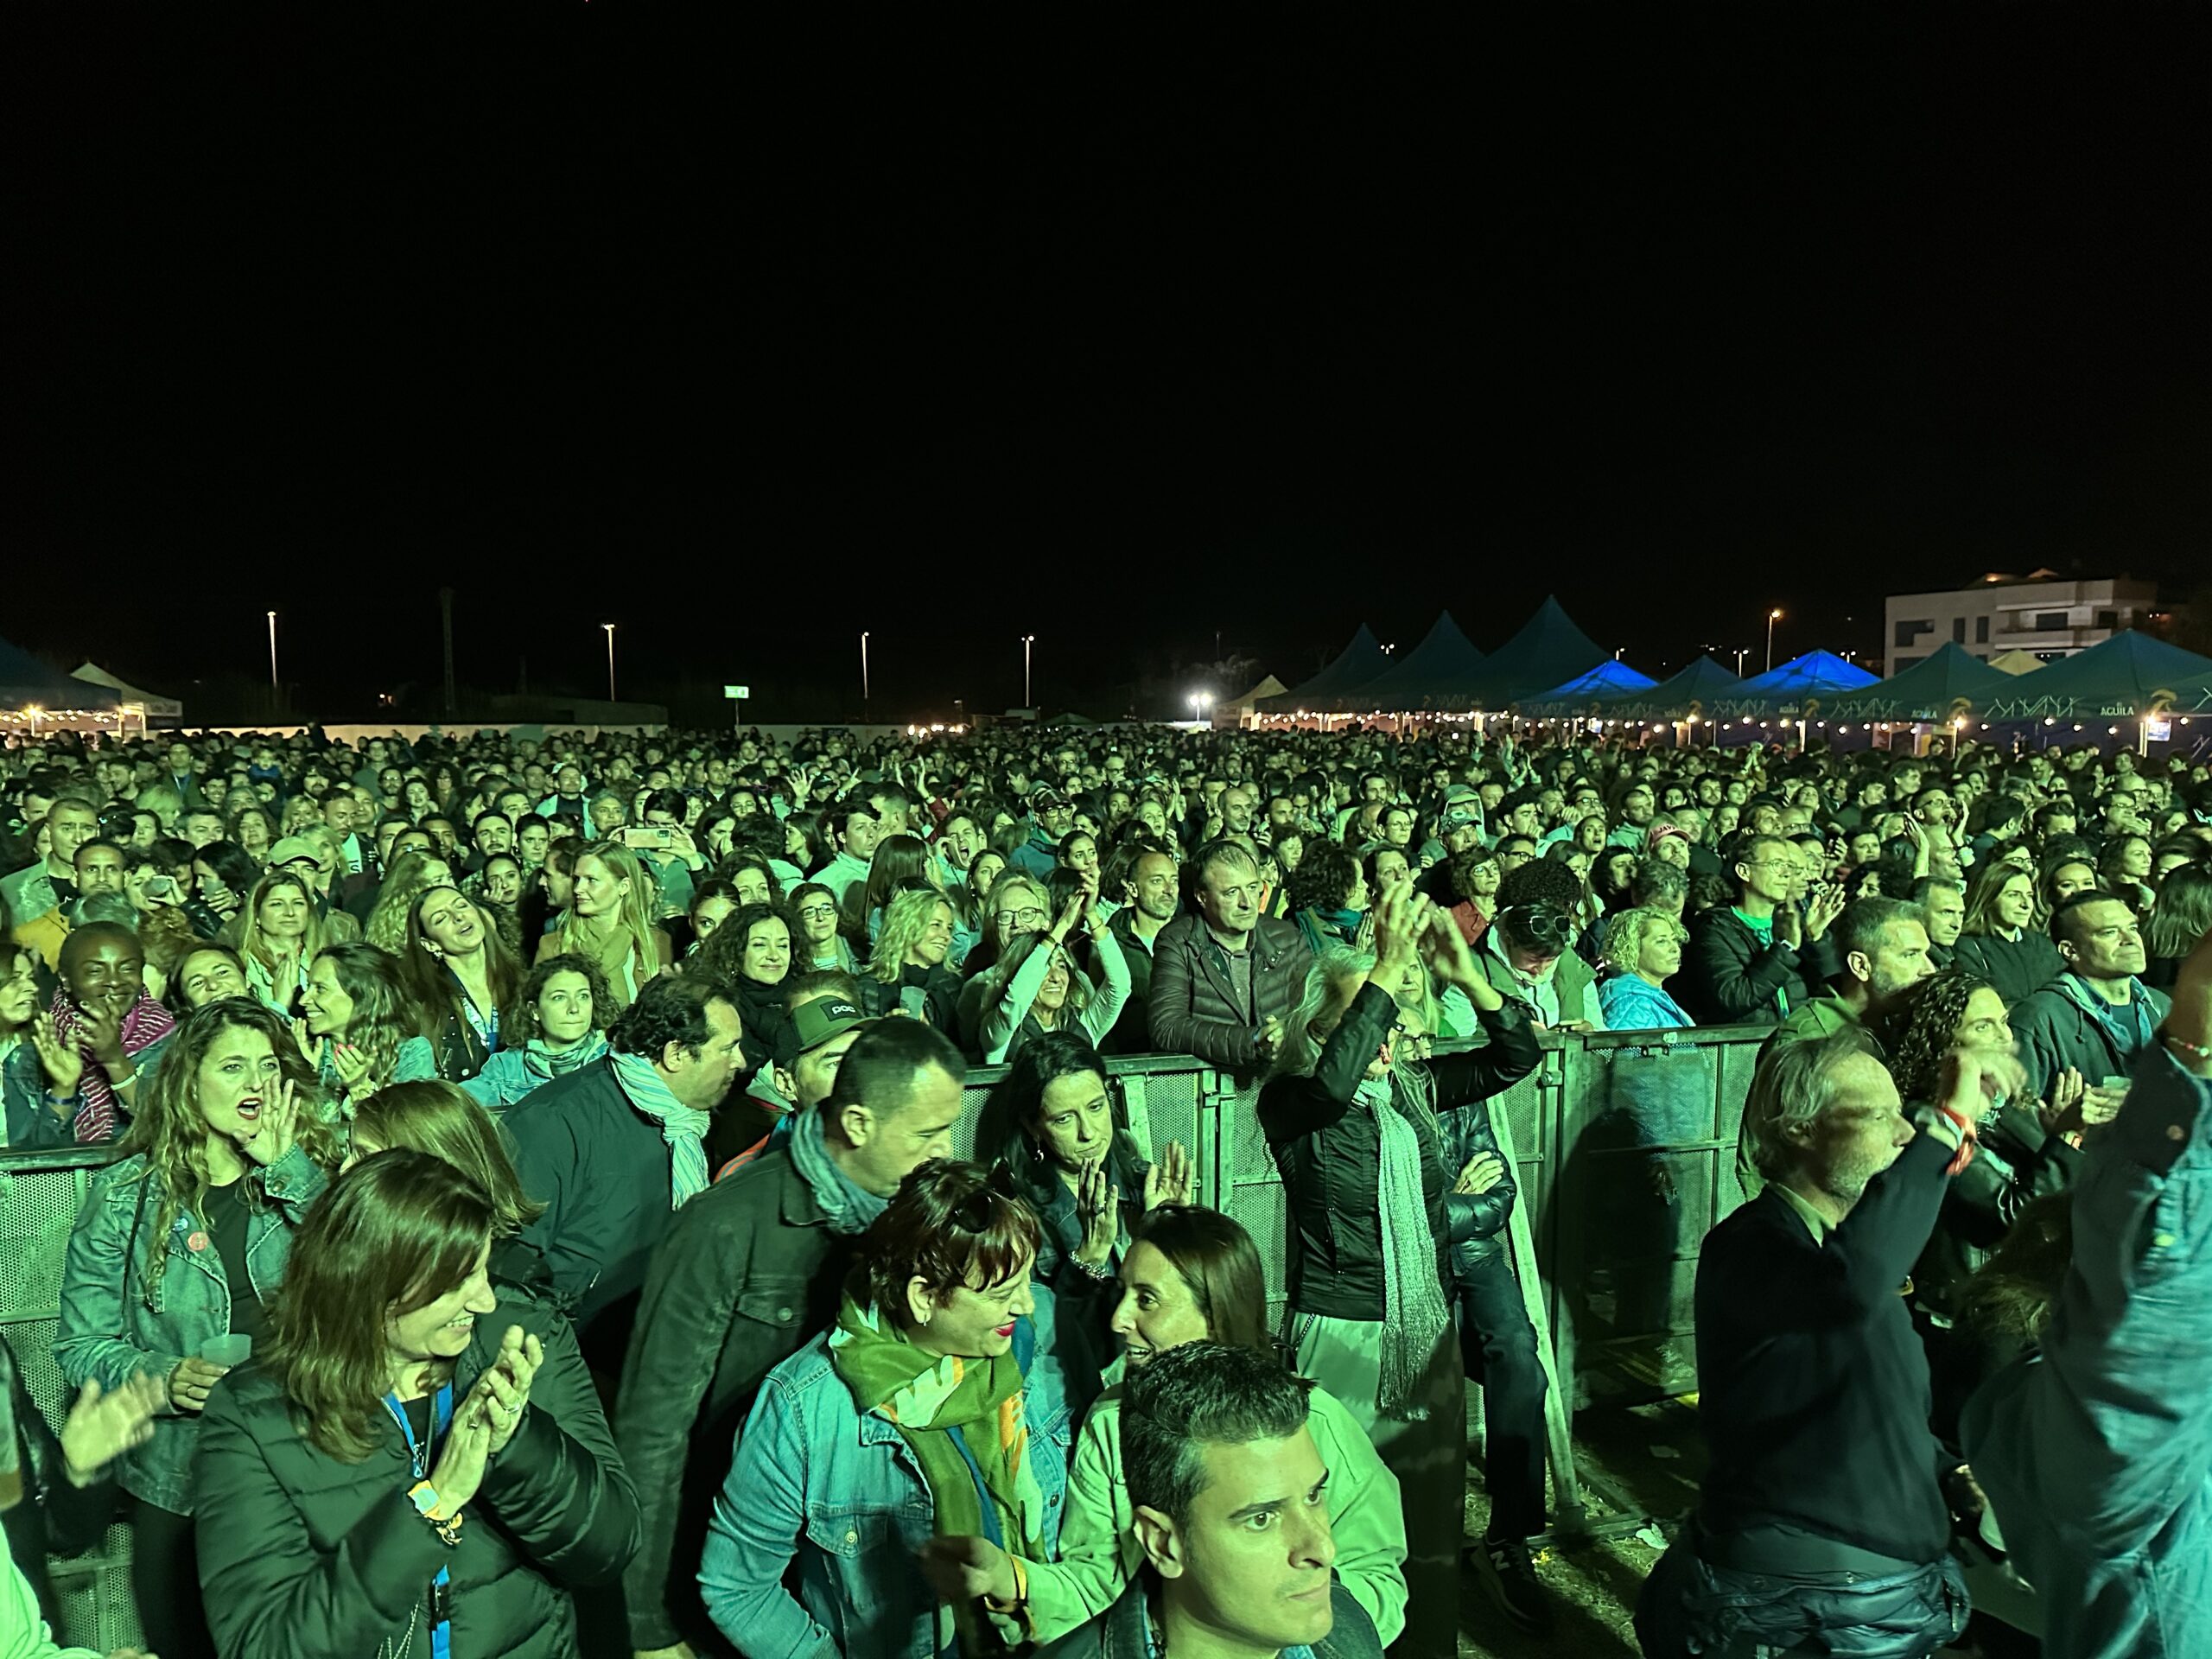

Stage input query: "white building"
[{"left": 1884, "top": 571, "right": 2165, "bottom": 675}]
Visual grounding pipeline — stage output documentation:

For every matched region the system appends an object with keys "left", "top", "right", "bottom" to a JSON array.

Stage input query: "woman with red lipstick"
[
  {"left": 193, "top": 1150, "right": 638, "bottom": 1659},
  {"left": 54, "top": 997, "right": 340, "bottom": 1659},
  {"left": 699, "top": 1160, "right": 1072, "bottom": 1659}
]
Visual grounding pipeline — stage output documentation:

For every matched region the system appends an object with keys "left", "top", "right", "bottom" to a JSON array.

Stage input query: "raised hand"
[
  {"left": 59, "top": 1373, "right": 164, "bottom": 1484},
  {"left": 2037, "top": 1066, "right": 2088, "bottom": 1138},
  {"left": 465, "top": 1324, "right": 543, "bottom": 1456},
  {"left": 1144, "top": 1140, "right": 1192, "bottom": 1210},
  {"left": 1073, "top": 1157, "right": 1119, "bottom": 1267},
  {"left": 241, "top": 1074, "right": 301, "bottom": 1167},
  {"left": 31, "top": 1013, "right": 84, "bottom": 1095}
]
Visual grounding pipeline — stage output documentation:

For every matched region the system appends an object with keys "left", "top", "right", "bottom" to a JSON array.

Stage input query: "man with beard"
[{"left": 1636, "top": 1029, "right": 2009, "bottom": 1659}]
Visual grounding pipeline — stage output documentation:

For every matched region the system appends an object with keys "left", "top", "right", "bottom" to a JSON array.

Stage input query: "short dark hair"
[
  {"left": 861, "top": 1159, "right": 1041, "bottom": 1316},
  {"left": 643, "top": 788, "right": 687, "bottom": 821},
  {"left": 1122, "top": 1342, "right": 1313, "bottom": 1524},
  {"left": 823, "top": 1015, "right": 963, "bottom": 1119},
  {"left": 1497, "top": 902, "right": 1573, "bottom": 958},
  {"left": 2051, "top": 888, "right": 2132, "bottom": 950},
  {"left": 1833, "top": 896, "right": 1923, "bottom": 964},
  {"left": 610, "top": 973, "right": 728, "bottom": 1060},
  {"left": 1284, "top": 842, "right": 1360, "bottom": 916}
]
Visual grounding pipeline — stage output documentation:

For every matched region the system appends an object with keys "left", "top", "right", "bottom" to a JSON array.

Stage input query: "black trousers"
[
  {"left": 1454, "top": 1250, "right": 1549, "bottom": 1542},
  {"left": 131, "top": 1497, "right": 217, "bottom": 1659}
]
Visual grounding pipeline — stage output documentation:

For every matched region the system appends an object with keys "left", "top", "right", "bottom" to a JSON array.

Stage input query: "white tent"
[
  {"left": 72, "top": 662, "right": 182, "bottom": 723},
  {"left": 1225, "top": 674, "right": 1289, "bottom": 727}
]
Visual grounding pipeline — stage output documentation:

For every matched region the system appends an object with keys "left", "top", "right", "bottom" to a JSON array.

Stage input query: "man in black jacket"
[
  {"left": 616, "top": 1018, "right": 966, "bottom": 1659},
  {"left": 1678, "top": 833, "right": 1845, "bottom": 1027},
  {"left": 1635, "top": 1028, "right": 2010, "bottom": 1657}
]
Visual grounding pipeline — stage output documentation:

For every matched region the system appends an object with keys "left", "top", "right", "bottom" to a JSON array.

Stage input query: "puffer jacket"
[
  {"left": 1259, "top": 983, "right": 1540, "bottom": 1319},
  {"left": 192, "top": 1281, "right": 638, "bottom": 1659},
  {"left": 1145, "top": 913, "right": 1313, "bottom": 1075},
  {"left": 1435, "top": 1076, "right": 1521, "bottom": 1281}
]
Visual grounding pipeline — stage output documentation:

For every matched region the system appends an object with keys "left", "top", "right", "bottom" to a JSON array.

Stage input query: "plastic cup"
[{"left": 200, "top": 1334, "right": 253, "bottom": 1368}]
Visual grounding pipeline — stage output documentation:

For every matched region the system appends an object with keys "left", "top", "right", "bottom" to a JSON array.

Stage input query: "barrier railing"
[{"left": 0, "top": 1029, "right": 1769, "bottom": 1645}]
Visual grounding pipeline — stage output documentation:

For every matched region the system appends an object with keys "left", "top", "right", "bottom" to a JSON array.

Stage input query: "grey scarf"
[
  {"left": 1355, "top": 1075, "right": 1452, "bottom": 1418},
  {"left": 788, "top": 1103, "right": 890, "bottom": 1236}
]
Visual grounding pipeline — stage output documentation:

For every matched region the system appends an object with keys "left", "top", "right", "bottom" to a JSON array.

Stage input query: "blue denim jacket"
[
  {"left": 2, "top": 1038, "right": 73, "bottom": 1149},
  {"left": 699, "top": 1319, "right": 1071, "bottom": 1659},
  {"left": 53, "top": 1146, "right": 328, "bottom": 1513}
]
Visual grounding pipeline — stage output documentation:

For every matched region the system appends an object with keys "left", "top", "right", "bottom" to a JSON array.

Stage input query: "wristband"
[{"left": 2163, "top": 1029, "right": 2212, "bottom": 1060}]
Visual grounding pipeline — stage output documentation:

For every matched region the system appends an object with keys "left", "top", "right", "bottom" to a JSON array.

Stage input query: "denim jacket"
[
  {"left": 53, "top": 1146, "right": 328, "bottom": 1513},
  {"left": 699, "top": 1321, "right": 1071, "bottom": 1659},
  {"left": 1, "top": 1038, "right": 72, "bottom": 1150}
]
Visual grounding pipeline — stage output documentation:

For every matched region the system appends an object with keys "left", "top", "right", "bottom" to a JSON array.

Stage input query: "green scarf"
[{"left": 828, "top": 1292, "right": 1047, "bottom": 1556}]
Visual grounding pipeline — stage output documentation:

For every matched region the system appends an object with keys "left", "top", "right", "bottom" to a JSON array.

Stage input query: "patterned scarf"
[
  {"left": 828, "top": 1292, "right": 1046, "bottom": 1556},
  {"left": 788, "top": 1100, "right": 889, "bottom": 1236},
  {"left": 1355, "top": 1075, "right": 1452, "bottom": 1418},
  {"left": 607, "top": 1052, "right": 710, "bottom": 1207},
  {"left": 51, "top": 990, "right": 175, "bottom": 1146}
]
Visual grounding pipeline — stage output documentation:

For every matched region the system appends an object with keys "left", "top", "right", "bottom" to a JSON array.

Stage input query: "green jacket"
[{"left": 1020, "top": 1363, "right": 1408, "bottom": 1648}]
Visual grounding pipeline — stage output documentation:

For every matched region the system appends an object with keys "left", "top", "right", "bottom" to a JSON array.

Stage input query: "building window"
[
  {"left": 1894, "top": 619, "right": 1932, "bottom": 647},
  {"left": 1891, "top": 655, "right": 1923, "bottom": 672},
  {"left": 2096, "top": 609, "right": 2119, "bottom": 629},
  {"left": 2034, "top": 611, "right": 2069, "bottom": 630},
  {"left": 1975, "top": 615, "right": 1989, "bottom": 644},
  {"left": 1952, "top": 617, "right": 1967, "bottom": 643}
]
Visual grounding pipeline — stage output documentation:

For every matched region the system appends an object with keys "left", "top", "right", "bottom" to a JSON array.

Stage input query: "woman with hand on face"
[
  {"left": 38, "top": 923, "right": 176, "bottom": 1147},
  {"left": 297, "top": 943, "right": 439, "bottom": 1107},
  {"left": 194, "top": 1150, "right": 637, "bottom": 1659},
  {"left": 1, "top": 940, "right": 77, "bottom": 1150},
  {"left": 233, "top": 870, "right": 327, "bottom": 1017},
  {"left": 700, "top": 1160, "right": 1067, "bottom": 1659},
  {"left": 185, "top": 841, "right": 260, "bottom": 942},
  {"left": 976, "top": 877, "right": 1130, "bottom": 1065},
  {"left": 54, "top": 998, "right": 337, "bottom": 1659},
  {"left": 460, "top": 954, "right": 613, "bottom": 1114},
  {"left": 400, "top": 886, "right": 524, "bottom": 1085},
  {"left": 921, "top": 1204, "right": 1409, "bottom": 1649}
]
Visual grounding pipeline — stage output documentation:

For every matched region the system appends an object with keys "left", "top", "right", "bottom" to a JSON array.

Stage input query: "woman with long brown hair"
[
  {"left": 54, "top": 998, "right": 338, "bottom": 1659},
  {"left": 194, "top": 1150, "right": 638, "bottom": 1658},
  {"left": 233, "top": 868, "right": 331, "bottom": 1016},
  {"left": 298, "top": 941, "right": 439, "bottom": 1107},
  {"left": 399, "top": 885, "right": 524, "bottom": 1083}
]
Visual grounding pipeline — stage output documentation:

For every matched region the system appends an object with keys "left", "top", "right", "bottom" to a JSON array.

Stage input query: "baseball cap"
[
  {"left": 1439, "top": 785, "right": 1483, "bottom": 831},
  {"left": 1031, "top": 786, "right": 1068, "bottom": 812},
  {"left": 267, "top": 836, "right": 324, "bottom": 869},
  {"left": 790, "top": 995, "right": 867, "bottom": 1055}
]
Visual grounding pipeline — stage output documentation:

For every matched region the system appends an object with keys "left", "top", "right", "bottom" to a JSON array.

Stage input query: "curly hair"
[
  {"left": 118, "top": 998, "right": 340, "bottom": 1299},
  {"left": 309, "top": 943, "right": 419, "bottom": 1090},
  {"left": 871, "top": 887, "right": 957, "bottom": 988},
  {"left": 365, "top": 849, "right": 454, "bottom": 953},
  {"left": 1601, "top": 906, "right": 1688, "bottom": 976},
  {"left": 694, "top": 899, "right": 795, "bottom": 989},
  {"left": 520, "top": 950, "right": 615, "bottom": 1039},
  {"left": 1496, "top": 854, "right": 1586, "bottom": 916},
  {"left": 1885, "top": 969, "right": 1994, "bottom": 1104},
  {"left": 1285, "top": 842, "right": 1360, "bottom": 917}
]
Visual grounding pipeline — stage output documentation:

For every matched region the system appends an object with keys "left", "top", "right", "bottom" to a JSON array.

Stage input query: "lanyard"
[
  {"left": 454, "top": 971, "right": 501, "bottom": 1055},
  {"left": 383, "top": 1382, "right": 455, "bottom": 1659}
]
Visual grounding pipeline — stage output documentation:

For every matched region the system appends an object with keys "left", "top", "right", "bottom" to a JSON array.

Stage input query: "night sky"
[{"left": 10, "top": 10, "right": 2210, "bottom": 721}]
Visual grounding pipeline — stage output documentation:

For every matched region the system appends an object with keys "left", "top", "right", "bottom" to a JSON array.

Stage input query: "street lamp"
[
  {"left": 861, "top": 632, "right": 871, "bottom": 712},
  {"left": 602, "top": 624, "right": 617, "bottom": 702},
  {"left": 1191, "top": 692, "right": 1213, "bottom": 725},
  {"left": 1021, "top": 635, "right": 1036, "bottom": 708},
  {"left": 1733, "top": 646, "right": 1749, "bottom": 677},
  {"left": 266, "top": 611, "right": 279, "bottom": 690},
  {"left": 1766, "top": 608, "right": 1783, "bottom": 672}
]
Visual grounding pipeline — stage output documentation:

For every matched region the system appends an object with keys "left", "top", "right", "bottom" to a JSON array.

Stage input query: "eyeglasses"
[
  {"left": 797, "top": 904, "right": 837, "bottom": 920},
  {"left": 951, "top": 1166, "right": 1025, "bottom": 1233},
  {"left": 996, "top": 906, "right": 1047, "bottom": 928}
]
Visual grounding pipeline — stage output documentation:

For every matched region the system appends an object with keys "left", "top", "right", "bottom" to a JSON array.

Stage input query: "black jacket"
[
  {"left": 614, "top": 1141, "right": 855, "bottom": 1652},
  {"left": 857, "top": 961, "right": 963, "bottom": 1033},
  {"left": 1147, "top": 912, "right": 1313, "bottom": 1075},
  {"left": 1678, "top": 907, "right": 1840, "bottom": 1028},
  {"left": 506, "top": 1058, "right": 677, "bottom": 1357},
  {"left": 3, "top": 1336, "right": 115, "bottom": 1632},
  {"left": 192, "top": 1287, "right": 639, "bottom": 1659},
  {"left": 1952, "top": 929, "right": 2066, "bottom": 1009},
  {"left": 1436, "top": 1070, "right": 1522, "bottom": 1281},
  {"left": 1259, "top": 982, "right": 1540, "bottom": 1319}
]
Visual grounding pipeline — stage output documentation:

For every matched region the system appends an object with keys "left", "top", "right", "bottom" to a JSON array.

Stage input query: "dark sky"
[{"left": 10, "top": 9, "right": 2210, "bottom": 720}]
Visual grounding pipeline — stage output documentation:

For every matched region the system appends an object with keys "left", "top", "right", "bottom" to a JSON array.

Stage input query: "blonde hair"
[
  {"left": 550, "top": 841, "right": 660, "bottom": 992},
  {"left": 236, "top": 871, "right": 331, "bottom": 987},
  {"left": 871, "top": 889, "right": 956, "bottom": 988},
  {"left": 365, "top": 850, "right": 454, "bottom": 953},
  {"left": 1602, "top": 906, "right": 1688, "bottom": 976}
]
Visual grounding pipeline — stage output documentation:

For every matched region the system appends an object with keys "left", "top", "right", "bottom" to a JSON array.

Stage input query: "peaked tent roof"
[
  {"left": 1823, "top": 643, "right": 2018, "bottom": 722},
  {"left": 1590, "top": 655, "right": 1743, "bottom": 721},
  {"left": 0, "top": 637, "right": 119, "bottom": 709},
  {"left": 1979, "top": 630, "right": 2212, "bottom": 719},
  {"left": 1467, "top": 595, "right": 1612, "bottom": 707},
  {"left": 1519, "top": 658, "right": 1659, "bottom": 718},
  {"left": 72, "top": 662, "right": 183, "bottom": 719},
  {"left": 1985, "top": 650, "right": 2045, "bottom": 675},
  {"left": 1733, "top": 650, "right": 1879, "bottom": 696},
  {"left": 1255, "top": 624, "right": 1392, "bottom": 712},
  {"left": 1224, "top": 674, "right": 1289, "bottom": 715},
  {"left": 1335, "top": 612, "right": 1487, "bottom": 713}
]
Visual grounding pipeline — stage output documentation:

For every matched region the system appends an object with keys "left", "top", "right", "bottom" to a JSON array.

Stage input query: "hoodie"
[{"left": 2012, "top": 971, "right": 2171, "bottom": 1106}]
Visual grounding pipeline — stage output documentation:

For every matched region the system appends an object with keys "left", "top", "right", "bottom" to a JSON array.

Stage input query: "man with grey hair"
[{"left": 1637, "top": 1027, "right": 2015, "bottom": 1658}]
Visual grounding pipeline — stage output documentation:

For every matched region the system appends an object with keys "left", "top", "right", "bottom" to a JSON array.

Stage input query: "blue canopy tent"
[
  {"left": 1707, "top": 651, "right": 1877, "bottom": 719},
  {"left": 1519, "top": 658, "right": 1658, "bottom": 719},
  {"left": 1335, "top": 612, "right": 1487, "bottom": 713},
  {"left": 1823, "top": 642, "right": 2020, "bottom": 724},
  {"left": 1592, "top": 656, "right": 1744, "bottom": 722},
  {"left": 1465, "top": 595, "right": 1612, "bottom": 709},
  {"left": 1977, "top": 630, "right": 2212, "bottom": 721},
  {"left": 1253, "top": 624, "right": 1394, "bottom": 715}
]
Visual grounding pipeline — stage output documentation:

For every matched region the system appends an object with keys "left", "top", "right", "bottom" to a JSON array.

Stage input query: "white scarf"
[{"left": 1355, "top": 1075, "right": 1452, "bottom": 1418}]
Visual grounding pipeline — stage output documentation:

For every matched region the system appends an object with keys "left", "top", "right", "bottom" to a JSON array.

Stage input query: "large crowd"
[{"left": 1, "top": 719, "right": 2209, "bottom": 1659}]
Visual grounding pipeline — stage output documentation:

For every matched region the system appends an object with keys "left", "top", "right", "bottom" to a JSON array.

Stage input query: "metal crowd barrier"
[{"left": 2, "top": 1031, "right": 1769, "bottom": 1649}]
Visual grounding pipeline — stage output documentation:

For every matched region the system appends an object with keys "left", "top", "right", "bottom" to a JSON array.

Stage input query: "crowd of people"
[{"left": 0, "top": 716, "right": 2209, "bottom": 1659}]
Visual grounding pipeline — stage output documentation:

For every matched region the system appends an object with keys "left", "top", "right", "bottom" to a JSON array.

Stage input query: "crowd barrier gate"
[{"left": 1, "top": 1027, "right": 1770, "bottom": 1649}]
